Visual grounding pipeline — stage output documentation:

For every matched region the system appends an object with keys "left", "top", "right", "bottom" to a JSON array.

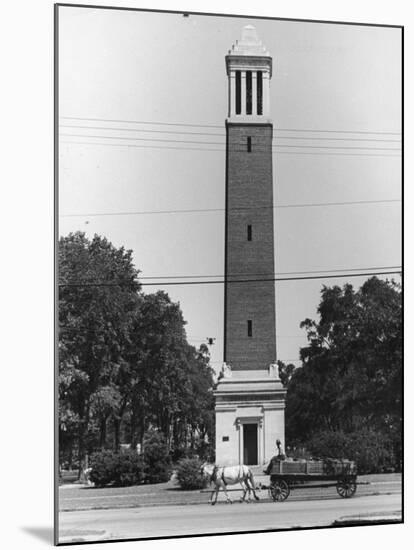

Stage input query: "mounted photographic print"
[{"left": 55, "top": 3, "right": 403, "bottom": 545}]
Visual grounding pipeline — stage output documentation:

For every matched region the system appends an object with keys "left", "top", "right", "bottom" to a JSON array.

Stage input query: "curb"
[{"left": 59, "top": 529, "right": 111, "bottom": 543}]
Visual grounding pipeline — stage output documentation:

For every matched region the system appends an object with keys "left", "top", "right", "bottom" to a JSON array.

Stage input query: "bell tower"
[{"left": 214, "top": 26, "right": 286, "bottom": 467}]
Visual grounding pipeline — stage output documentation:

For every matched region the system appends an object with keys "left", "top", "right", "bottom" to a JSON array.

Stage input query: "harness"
[{"left": 210, "top": 466, "right": 227, "bottom": 485}]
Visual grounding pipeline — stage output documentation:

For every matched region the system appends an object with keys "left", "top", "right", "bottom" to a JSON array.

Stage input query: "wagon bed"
[{"left": 266, "top": 458, "right": 358, "bottom": 501}]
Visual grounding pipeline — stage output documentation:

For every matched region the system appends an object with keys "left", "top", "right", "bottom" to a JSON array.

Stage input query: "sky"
[{"left": 58, "top": 6, "right": 402, "bottom": 372}]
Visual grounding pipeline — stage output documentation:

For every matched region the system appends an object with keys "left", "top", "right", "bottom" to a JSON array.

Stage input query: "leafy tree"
[
  {"left": 59, "top": 231, "right": 215, "bottom": 477},
  {"left": 125, "top": 293, "right": 215, "bottom": 452},
  {"left": 59, "top": 232, "right": 140, "bottom": 472},
  {"left": 277, "top": 360, "right": 296, "bottom": 387},
  {"left": 286, "top": 277, "right": 402, "bottom": 468}
]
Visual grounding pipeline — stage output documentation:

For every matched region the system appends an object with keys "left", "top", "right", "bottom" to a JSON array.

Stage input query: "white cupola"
[{"left": 225, "top": 25, "right": 273, "bottom": 123}]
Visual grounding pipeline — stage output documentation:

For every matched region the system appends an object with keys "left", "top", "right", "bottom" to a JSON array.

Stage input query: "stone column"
[
  {"left": 258, "top": 418, "right": 263, "bottom": 464},
  {"left": 241, "top": 71, "right": 246, "bottom": 116},
  {"left": 252, "top": 71, "right": 257, "bottom": 116},
  {"left": 263, "top": 71, "right": 270, "bottom": 117},
  {"left": 229, "top": 71, "right": 236, "bottom": 117},
  {"left": 237, "top": 419, "right": 242, "bottom": 463}
]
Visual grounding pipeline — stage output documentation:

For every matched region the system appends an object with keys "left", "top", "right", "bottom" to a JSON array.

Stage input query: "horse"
[{"left": 201, "top": 463, "right": 260, "bottom": 505}]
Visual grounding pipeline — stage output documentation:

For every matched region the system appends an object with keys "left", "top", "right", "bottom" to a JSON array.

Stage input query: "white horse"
[{"left": 201, "top": 463, "right": 260, "bottom": 505}]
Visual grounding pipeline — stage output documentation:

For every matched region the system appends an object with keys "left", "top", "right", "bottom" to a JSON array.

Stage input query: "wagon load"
[
  {"left": 267, "top": 458, "right": 358, "bottom": 501},
  {"left": 270, "top": 458, "right": 356, "bottom": 476}
]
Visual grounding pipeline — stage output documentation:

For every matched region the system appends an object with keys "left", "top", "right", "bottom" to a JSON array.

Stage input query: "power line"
[
  {"left": 61, "top": 140, "right": 224, "bottom": 153},
  {"left": 60, "top": 125, "right": 401, "bottom": 143},
  {"left": 60, "top": 140, "right": 401, "bottom": 158},
  {"left": 60, "top": 116, "right": 401, "bottom": 135},
  {"left": 60, "top": 199, "right": 401, "bottom": 218},
  {"left": 272, "top": 150, "right": 400, "bottom": 158},
  {"left": 60, "top": 133, "right": 225, "bottom": 146},
  {"left": 60, "top": 116, "right": 223, "bottom": 129},
  {"left": 59, "top": 133, "right": 401, "bottom": 152},
  {"left": 58, "top": 269, "right": 401, "bottom": 288},
  {"left": 133, "top": 269, "right": 402, "bottom": 286},
  {"left": 276, "top": 128, "right": 401, "bottom": 136},
  {"left": 61, "top": 125, "right": 224, "bottom": 138},
  {"left": 136, "top": 265, "right": 402, "bottom": 280}
]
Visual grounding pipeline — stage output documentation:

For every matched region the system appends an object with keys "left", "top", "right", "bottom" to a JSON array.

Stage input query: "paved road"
[{"left": 59, "top": 491, "right": 402, "bottom": 543}]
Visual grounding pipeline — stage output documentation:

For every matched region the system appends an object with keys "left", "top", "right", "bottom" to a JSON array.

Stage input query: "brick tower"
[{"left": 214, "top": 26, "right": 286, "bottom": 466}]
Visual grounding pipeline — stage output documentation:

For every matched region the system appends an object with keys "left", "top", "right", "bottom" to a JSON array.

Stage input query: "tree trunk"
[
  {"left": 99, "top": 417, "right": 107, "bottom": 448},
  {"left": 113, "top": 418, "right": 120, "bottom": 450},
  {"left": 139, "top": 415, "right": 145, "bottom": 448},
  {"left": 77, "top": 402, "right": 90, "bottom": 479},
  {"left": 130, "top": 409, "right": 139, "bottom": 449},
  {"left": 113, "top": 399, "right": 128, "bottom": 450}
]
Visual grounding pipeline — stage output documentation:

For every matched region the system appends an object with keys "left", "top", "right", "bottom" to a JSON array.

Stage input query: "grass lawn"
[
  {"left": 59, "top": 472, "right": 402, "bottom": 512},
  {"left": 59, "top": 476, "right": 211, "bottom": 511}
]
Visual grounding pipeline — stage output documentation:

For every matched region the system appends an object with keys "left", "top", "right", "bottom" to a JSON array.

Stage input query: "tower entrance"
[{"left": 243, "top": 423, "right": 258, "bottom": 465}]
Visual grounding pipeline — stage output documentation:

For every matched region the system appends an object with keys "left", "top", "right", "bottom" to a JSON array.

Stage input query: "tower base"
[{"left": 214, "top": 367, "right": 286, "bottom": 466}]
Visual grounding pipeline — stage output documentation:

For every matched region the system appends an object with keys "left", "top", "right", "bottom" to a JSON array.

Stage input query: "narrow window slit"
[
  {"left": 247, "top": 225, "right": 252, "bottom": 241},
  {"left": 247, "top": 136, "right": 252, "bottom": 152},
  {"left": 247, "top": 320, "right": 253, "bottom": 337}
]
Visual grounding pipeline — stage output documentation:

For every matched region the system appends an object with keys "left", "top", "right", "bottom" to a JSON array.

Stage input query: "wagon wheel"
[
  {"left": 336, "top": 479, "right": 357, "bottom": 498},
  {"left": 269, "top": 479, "right": 290, "bottom": 502}
]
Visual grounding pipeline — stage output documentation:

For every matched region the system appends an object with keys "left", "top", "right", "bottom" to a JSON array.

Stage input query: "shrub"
[
  {"left": 307, "top": 429, "right": 395, "bottom": 474},
  {"left": 89, "top": 450, "right": 118, "bottom": 487},
  {"left": 143, "top": 429, "right": 172, "bottom": 484},
  {"left": 89, "top": 449, "right": 145, "bottom": 487},
  {"left": 176, "top": 458, "right": 207, "bottom": 490},
  {"left": 114, "top": 450, "right": 146, "bottom": 487}
]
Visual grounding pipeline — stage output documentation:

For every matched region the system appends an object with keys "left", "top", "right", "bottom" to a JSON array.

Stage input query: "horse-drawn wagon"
[{"left": 266, "top": 458, "right": 358, "bottom": 502}]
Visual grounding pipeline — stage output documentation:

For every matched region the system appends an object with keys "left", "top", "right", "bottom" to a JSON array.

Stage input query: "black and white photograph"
[{"left": 55, "top": 3, "right": 402, "bottom": 545}]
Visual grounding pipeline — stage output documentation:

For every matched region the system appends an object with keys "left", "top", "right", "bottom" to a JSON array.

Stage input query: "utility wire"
[
  {"left": 59, "top": 133, "right": 401, "bottom": 152},
  {"left": 60, "top": 125, "right": 401, "bottom": 143},
  {"left": 62, "top": 266, "right": 400, "bottom": 283},
  {"left": 60, "top": 199, "right": 401, "bottom": 218},
  {"left": 60, "top": 125, "right": 224, "bottom": 137},
  {"left": 136, "top": 265, "right": 402, "bottom": 280},
  {"left": 60, "top": 140, "right": 401, "bottom": 158},
  {"left": 61, "top": 140, "right": 224, "bottom": 153},
  {"left": 58, "top": 270, "right": 401, "bottom": 288},
  {"left": 60, "top": 116, "right": 401, "bottom": 135},
  {"left": 61, "top": 116, "right": 223, "bottom": 129}
]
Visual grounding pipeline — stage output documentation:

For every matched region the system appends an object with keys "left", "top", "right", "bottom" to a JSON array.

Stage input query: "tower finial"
[
  {"left": 228, "top": 25, "right": 270, "bottom": 56},
  {"left": 225, "top": 26, "right": 272, "bottom": 122}
]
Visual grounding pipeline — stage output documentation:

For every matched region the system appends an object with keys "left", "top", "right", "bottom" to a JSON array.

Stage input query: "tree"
[
  {"left": 277, "top": 360, "right": 296, "bottom": 387},
  {"left": 59, "top": 232, "right": 216, "bottom": 475},
  {"left": 125, "top": 293, "right": 215, "bottom": 453},
  {"left": 59, "top": 232, "right": 141, "bottom": 472},
  {"left": 285, "top": 277, "right": 402, "bottom": 467}
]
